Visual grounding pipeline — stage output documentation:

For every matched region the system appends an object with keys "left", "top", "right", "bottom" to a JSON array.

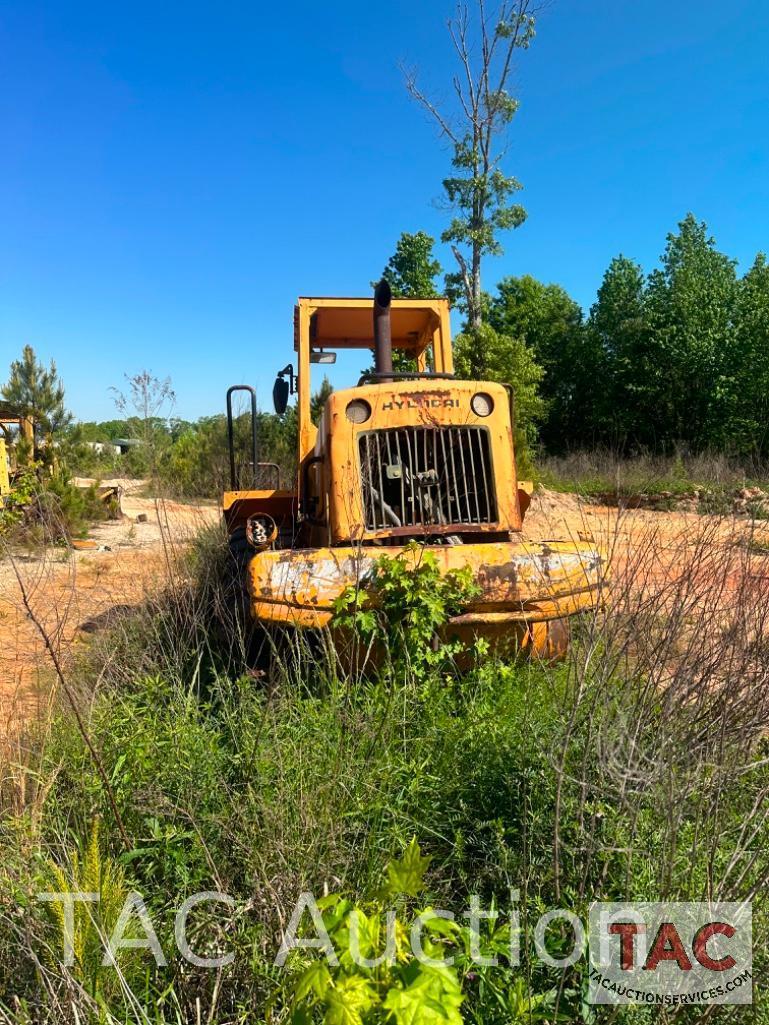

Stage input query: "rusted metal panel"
[
  {"left": 247, "top": 540, "right": 605, "bottom": 630},
  {"left": 222, "top": 489, "right": 298, "bottom": 530},
  {"left": 323, "top": 379, "right": 521, "bottom": 544}
]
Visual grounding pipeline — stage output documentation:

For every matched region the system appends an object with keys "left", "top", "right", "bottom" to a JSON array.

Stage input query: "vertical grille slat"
[
  {"left": 455, "top": 427, "right": 471, "bottom": 522},
  {"left": 358, "top": 426, "right": 496, "bottom": 532},
  {"left": 376, "top": 428, "right": 387, "bottom": 528},
  {"left": 475, "top": 428, "right": 491, "bottom": 522},
  {"left": 446, "top": 428, "right": 461, "bottom": 523},
  {"left": 438, "top": 429, "right": 453, "bottom": 522}
]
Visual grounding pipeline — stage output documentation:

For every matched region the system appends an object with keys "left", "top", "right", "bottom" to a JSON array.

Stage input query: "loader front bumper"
[{"left": 246, "top": 540, "right": 605, "bottom": 642}]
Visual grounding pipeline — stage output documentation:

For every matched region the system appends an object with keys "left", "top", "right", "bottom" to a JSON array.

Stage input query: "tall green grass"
[
  {"left": 538, "top": 448, "right": 769, "bottom": 506},
  {"left": 2, "top": 524, "right": 769, "bottom": 1022}
]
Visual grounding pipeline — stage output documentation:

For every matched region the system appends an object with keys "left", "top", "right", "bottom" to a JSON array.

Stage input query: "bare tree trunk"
[
  {"left": 469, "top": 242, "right": 483, "bottom": 331},
  {"left": 403, "top": 1, "right": 536, "bottom": 331}
]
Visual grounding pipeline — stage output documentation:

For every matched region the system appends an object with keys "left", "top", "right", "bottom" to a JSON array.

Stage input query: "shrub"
[
  {"left": 4, "top": 521, "right": 769, "bottom": 1021},
  {"left": 332, "top": 541, "right": 482, "bottom": 678},
  {"left": 1, "top": 470, "right": 115, "bottom": 545}
]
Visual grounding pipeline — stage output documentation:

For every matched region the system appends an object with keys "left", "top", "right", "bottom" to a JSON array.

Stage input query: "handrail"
[{"left": 226, "top": 385, "right": 282, "bottom": 491}]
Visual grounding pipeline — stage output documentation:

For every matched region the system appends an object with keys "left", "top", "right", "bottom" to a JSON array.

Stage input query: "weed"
[
  {"left": 538, "top": 447, "right": 769, "bottom": 510},
  {"left": 332, "top": 541, "right": 482, "bottom": 678},
  {"left": 4, "top": 517, "right": 769, "bottom": 1021}
]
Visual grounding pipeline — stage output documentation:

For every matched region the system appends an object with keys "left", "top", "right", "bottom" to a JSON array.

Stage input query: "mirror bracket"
[
  {"left": 278, "top": 364, "right": 296, "bottom": 394},
  {"left": 273, "top": 364, "right": 295, "bottom": 416}
]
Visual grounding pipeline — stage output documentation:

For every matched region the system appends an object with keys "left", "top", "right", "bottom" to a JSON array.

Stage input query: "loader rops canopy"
[{"left": 294, "top": 297, "right": 447, "bottom": 355}]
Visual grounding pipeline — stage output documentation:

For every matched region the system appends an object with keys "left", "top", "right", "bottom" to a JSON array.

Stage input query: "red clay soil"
[
  {"left": 2, "top": 485, "right": 767, "bottom": 737},
  {"left": 0, "top": 495, "right": 217, "bottom": 737}
]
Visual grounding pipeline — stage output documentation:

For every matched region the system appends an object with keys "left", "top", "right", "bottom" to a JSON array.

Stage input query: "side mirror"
[
  {"left": 273, "top": 375, "right": 290, "bottom": 415},
  {"left": 273, "top": 364, "right": 296, "bottom": 415}
]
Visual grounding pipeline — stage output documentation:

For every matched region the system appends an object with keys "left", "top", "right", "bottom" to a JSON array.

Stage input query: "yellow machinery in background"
[
  {"left": 221, "top": 282, "right": 604, "bottom": 658},
  {"left": 0, "top": 406, "right": 34, "bottom": 508}
]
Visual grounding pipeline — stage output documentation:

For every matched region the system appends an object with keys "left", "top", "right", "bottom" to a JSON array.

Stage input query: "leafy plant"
[
  {"left": 0, "top": 462, "right": 39, "bottom": 533},
  {"left": 41, "top": 819, "right": 133, "bottom": 998},
  {"left": 285, "top": 840, "right": 467, "bottom": 1025},
  {"left": 332, "top": 542, "right": 482, "bottom": 676}
]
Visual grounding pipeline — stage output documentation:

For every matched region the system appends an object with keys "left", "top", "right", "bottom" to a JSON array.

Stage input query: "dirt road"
[{"left": 0, "top": 484, "right": 217, "bottom": 735}]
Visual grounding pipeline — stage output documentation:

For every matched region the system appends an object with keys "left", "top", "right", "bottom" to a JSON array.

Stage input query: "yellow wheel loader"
[
  {"left": 222, "top": 283, "right": 603, "bottom": 659},
  {"left": 0, "top": 406, "right": 34, "bottom": 509}
]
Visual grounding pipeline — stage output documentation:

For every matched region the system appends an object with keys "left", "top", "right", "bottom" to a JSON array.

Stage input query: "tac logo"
[{"left": 588, "top": 902, "right": 752, "bottom": 1005}]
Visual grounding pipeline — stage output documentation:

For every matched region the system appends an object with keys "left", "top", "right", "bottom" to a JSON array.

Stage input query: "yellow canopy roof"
[{"left": 294, "top": 297, "right": 448, "bottom": 352}]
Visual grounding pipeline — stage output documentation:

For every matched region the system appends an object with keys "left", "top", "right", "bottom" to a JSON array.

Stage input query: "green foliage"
[
  {"left": 0, "top": 468, "right": 114, "bottom": 542},
  {"left": 1, "top": 344, "right": 72, "bottom": 441},
  {"left": 727, "top": 252, "right": 769, "bottom": 454},
  {"left": 487, "top": 276, "right": 596, "bottom": 450},
  {"left": 5, "top": 561, "right": 769, "bottom": 1019},
  {"left": 61, "top": 378, "right": 346, "bottom": 497},
  {"left": 586, "top": 255, "right": 649, "bottom": 444},
  {"left": 286, "top": 840, "right": 466, "bottom": 1025},
  {"left": 70, "top": 418, "right": 136, "bottom": 443},
  {"left": 643, "top": 213, "right": 738, "bottom": 449},
  {"left": 405, "top": 3, "right": 537, "bottom": 328},
  {"left": 378, "top": 232, "right": 442, "bottom": 299},
  {"left": 453, "top": 323, "right": 545, "bottom": 468},
  {"left": 477, "top": 214, "right": 769, "bottom": 459},
  {"left": 332, "top": 541, "right": 482, "bottom": 676},
  {"left": 41, "top": 820, "right": 134, "bottom": 999},
  {"left": 38, "top": 474, "right": 115, "bottom": 539},
  {"left": 582, "top": 213, "right": 769, "bottom": 455},
  {"left": 0, "top": 463, "right": 39, "bottom": 533},
  {"left": 285, "top": 838, "right": 564, "bottom": 1025}
]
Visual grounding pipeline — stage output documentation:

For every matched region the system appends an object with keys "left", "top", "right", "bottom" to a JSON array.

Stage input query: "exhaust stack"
[{"left": 373, "top": 278, "right": 393, "bottom": 380}]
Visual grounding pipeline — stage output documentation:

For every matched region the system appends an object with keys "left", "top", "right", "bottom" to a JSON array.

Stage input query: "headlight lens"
[
  {"left": 471, "top": 392, "right": 494, "bottom": 417},
  {"left": 345, "top": 399, "right": 372, "bottom": 424}
]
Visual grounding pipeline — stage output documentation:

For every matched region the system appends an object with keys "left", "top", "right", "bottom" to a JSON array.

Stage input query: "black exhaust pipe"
[{"left": 373, "top": 278, "right": 393, "bottom": 380}]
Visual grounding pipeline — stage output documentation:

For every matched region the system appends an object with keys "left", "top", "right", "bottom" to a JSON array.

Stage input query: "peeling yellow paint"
[
  {"left": 223, "top": 295, "right": 607, "bottom": 658},
  {"left": 247, "top": 539, "right": 605, "bottom": 633}
]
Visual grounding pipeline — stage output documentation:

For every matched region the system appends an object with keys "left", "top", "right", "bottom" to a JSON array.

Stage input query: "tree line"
[
  {"left": 476, "top": 214, "right": 769, "bottom": 457},
  {"left": 5, "top": 212, "right": 769, "bottom": 503},
  {"left": 381, "top": 217, "right": 769, "bottom": 461},
  {"left": 395, "top": 3, "right": 769, "bottom": 461}
]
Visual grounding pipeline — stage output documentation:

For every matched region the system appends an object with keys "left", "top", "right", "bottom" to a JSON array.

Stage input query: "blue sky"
[{"left": 2, "top": 0, "right": 768, "bottom": 422}]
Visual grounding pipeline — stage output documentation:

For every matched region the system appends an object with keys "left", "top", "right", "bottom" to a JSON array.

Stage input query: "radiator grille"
[{"left": 359, "top": 426, "right": 497, "bottom": 531}]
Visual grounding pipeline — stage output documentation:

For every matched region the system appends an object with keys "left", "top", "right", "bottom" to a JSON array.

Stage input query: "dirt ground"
[
  {"left": 1, "top": 480, "right": 767, "bottom": 738},
  {"left": 0, "top": 480, "right": 218, "bottom": 736}
]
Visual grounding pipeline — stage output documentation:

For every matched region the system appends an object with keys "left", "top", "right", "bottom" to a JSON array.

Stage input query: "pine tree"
[
  {"left": 587, "top": 256, "right": 650, "bottom": 445},
  {"left": 729, "top": 253, "right": 769, "bottom": 454},
  {"left": 644, "top": 214, "right": 737, "bottom": 449},
  {"left": 2, "top": 345, "right": 72, "bottom": 442}
]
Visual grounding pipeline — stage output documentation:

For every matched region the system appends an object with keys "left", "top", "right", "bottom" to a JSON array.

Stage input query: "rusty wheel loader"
[
  {"left": 0, "top": 405, "right": 34, "bottom": 508},
  {"left": 222, "top": 282, "right": 603, "bottom": 659}
]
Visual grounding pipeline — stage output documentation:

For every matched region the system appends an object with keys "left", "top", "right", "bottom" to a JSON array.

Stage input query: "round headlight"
[
  {"left": 345, "top": 399, "right": 372, "bottom": 424},
  {"left": 471, "top": 392, "right": 494, "bottom": 417}
]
